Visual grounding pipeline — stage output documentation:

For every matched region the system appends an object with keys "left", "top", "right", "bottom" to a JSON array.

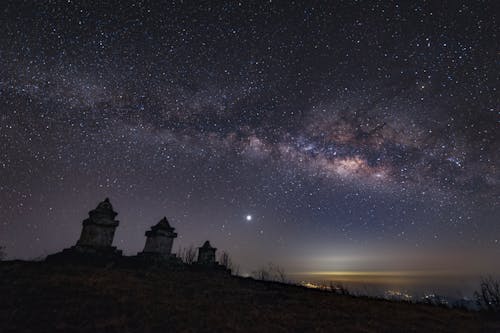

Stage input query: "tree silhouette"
[
  {"left": 178, "top": 245, "right": 197, "bottom": 264},
  {"left": 474, "top": 276, "right": 500, "bottom": 312},
  {"left": 218, "top": 251, "right": 233, "bottom": 270}
]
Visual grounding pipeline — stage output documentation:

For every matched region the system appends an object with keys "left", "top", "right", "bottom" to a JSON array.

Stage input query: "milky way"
[{"left": 0, "top": 1, "right": 498, "bottom": 276}]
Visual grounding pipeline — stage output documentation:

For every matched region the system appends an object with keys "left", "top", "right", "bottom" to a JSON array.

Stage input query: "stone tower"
[
  {"left": 139, "top": 217, "right": 178, "bottom": 258},
  {"left": 76, "top": 198, "right": 120, "bottom": 249},
  {"left": 46, "top": 198, "right": 122, "bottom": 262},
  {"left": 197, "top": 240, "right": 217, "bottom": 265}
]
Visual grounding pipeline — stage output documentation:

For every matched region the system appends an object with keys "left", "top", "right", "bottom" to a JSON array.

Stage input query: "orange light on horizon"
[{"left": 291, "top": 270, "right": 464, "bottom": 277}]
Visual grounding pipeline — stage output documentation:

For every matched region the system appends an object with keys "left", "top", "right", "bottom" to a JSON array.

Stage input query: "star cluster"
[{"left": 0, "top": 1, "right": 498, "bottom": 276}]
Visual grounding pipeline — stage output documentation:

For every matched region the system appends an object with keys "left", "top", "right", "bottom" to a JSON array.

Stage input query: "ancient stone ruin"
[
  {"left": 47, "top": 198, "right": 122, "bottom": 261},
  {"left": 76, "top": 198, "right": 121, "bottom": 252},
  {"left": 46, "top": 198, "right": 229, "bottom": 273},
  {"left": 197, "top": 241, "right": 217, "bottom": 265},
  {"left": 138, "top": 217, "right": 178, "bottom": 259}
]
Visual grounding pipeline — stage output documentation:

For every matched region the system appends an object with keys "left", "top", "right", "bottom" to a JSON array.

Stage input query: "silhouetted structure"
[
  {"left": 197, "top": 241, "right": 217, "bottom": 265},
  {"left": 46, "top": 198, "right": 122, "bottom": 262},
  {"left": 46, "top": 198, "right": 227, "bottom": 272},
  {"left": 138, "top": 217, "right": 177, "bottom": 259},
  {"left": 76, "top": 198, "right": 120, "bottom": 249}
]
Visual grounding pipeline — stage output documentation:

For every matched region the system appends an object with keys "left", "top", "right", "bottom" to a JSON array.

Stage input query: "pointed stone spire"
[
  {"left": 150, "top": 216, "right": 175, "bottom": 232},
  {"left": 140, "top": 217, "right": 178, "bottom": 258},
  {"left": 76, "top": 198, "right": 120, "bottom": 248},
  {"left": 197, "top": 240, "right": 217, "bottom": 265}
]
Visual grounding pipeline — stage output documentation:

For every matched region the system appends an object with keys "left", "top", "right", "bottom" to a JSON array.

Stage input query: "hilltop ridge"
[{"left": 0, "top": 261, "right": 498, "bottom": 333}]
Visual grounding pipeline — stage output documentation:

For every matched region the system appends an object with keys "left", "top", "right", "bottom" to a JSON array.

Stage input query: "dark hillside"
[{"left": 0, "top": 261, "right": 498, "bottom": 332}]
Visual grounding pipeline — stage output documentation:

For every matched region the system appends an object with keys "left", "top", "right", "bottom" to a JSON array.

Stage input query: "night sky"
[{"left": 0, "top": 1, "right": 498, "bottom": 281}]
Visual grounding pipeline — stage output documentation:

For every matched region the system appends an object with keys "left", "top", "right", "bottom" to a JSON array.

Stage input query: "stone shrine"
[
  {"left": 138, "top": 217, "right": 178, "bottom": 259},
  {"left": 46, "top": 198, "right": 122, "bottom": 261},
  {"left": 46, "top": 198, "right": 228, "bottom": 273},
  {"left": 76, "top": 198, "right": 120, "bottom": 249},
  {"left": 197, "top": 240, "right": 217, "bottom": 265}
]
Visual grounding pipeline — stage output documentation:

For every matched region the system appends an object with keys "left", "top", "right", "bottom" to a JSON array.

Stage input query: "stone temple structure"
[
  {"left": 76, "top": 198, "right": 120, "bottom": 250},
  {"left": 46, "top": 198, "right": 122, "bottom": 261},
  {"left": 197, "top": 241, "right": 217, "bottom": 265},
  {"left": 138, "top": 217, "right": 178, "bottom": 259},
  {"left": 46, "top": 197, "right": 228, "bottom": 273}
]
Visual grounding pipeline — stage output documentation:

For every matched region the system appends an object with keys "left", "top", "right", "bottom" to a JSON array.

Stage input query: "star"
[{"left": 0, "top": 0, "right": 497, "bottom": 294}]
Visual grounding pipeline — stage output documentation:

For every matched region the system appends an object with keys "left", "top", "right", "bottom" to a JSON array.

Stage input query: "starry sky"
[{"left": 0, "top": 1, "right": 498, "bottom": 281}]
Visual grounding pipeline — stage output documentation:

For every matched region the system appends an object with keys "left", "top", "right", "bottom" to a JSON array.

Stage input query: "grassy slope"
[{"left": 0, "top": 261, "right": 498, "bottom": 333}]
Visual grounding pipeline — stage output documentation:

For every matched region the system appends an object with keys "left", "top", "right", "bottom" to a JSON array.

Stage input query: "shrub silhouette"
[
  {"left": 178, "top": 245, "right": 197, "bottom": 264},
  {"left": 252, "top": 263, "right": 287, "bottom": 283},
  {"left": 218, "top": 251, "right": 232, "bottom": 270},
  {"left": 474, "top": 276, "right": 500, "bottom": 312},
  {"left": 329, "top": 281, "right": 351, "bottom": 296}
]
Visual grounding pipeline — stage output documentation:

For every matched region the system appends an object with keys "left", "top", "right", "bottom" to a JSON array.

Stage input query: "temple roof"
[
  {"left": 200, "top": 240, "right": 216, "bottom": 250},
  {"left": 96, "top": 198, "right": 114, "bottom": 210},
  {"left": 151, "top": 217, "right": 175, "bottom": 232},
  {"left": 88, "top": 197, "right": 118, "bottom": 221}
]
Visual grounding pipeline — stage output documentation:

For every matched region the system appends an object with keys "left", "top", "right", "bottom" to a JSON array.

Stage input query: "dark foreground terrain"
[{"left": 0, "top": 261, "right": 498, "bottom": 332}]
